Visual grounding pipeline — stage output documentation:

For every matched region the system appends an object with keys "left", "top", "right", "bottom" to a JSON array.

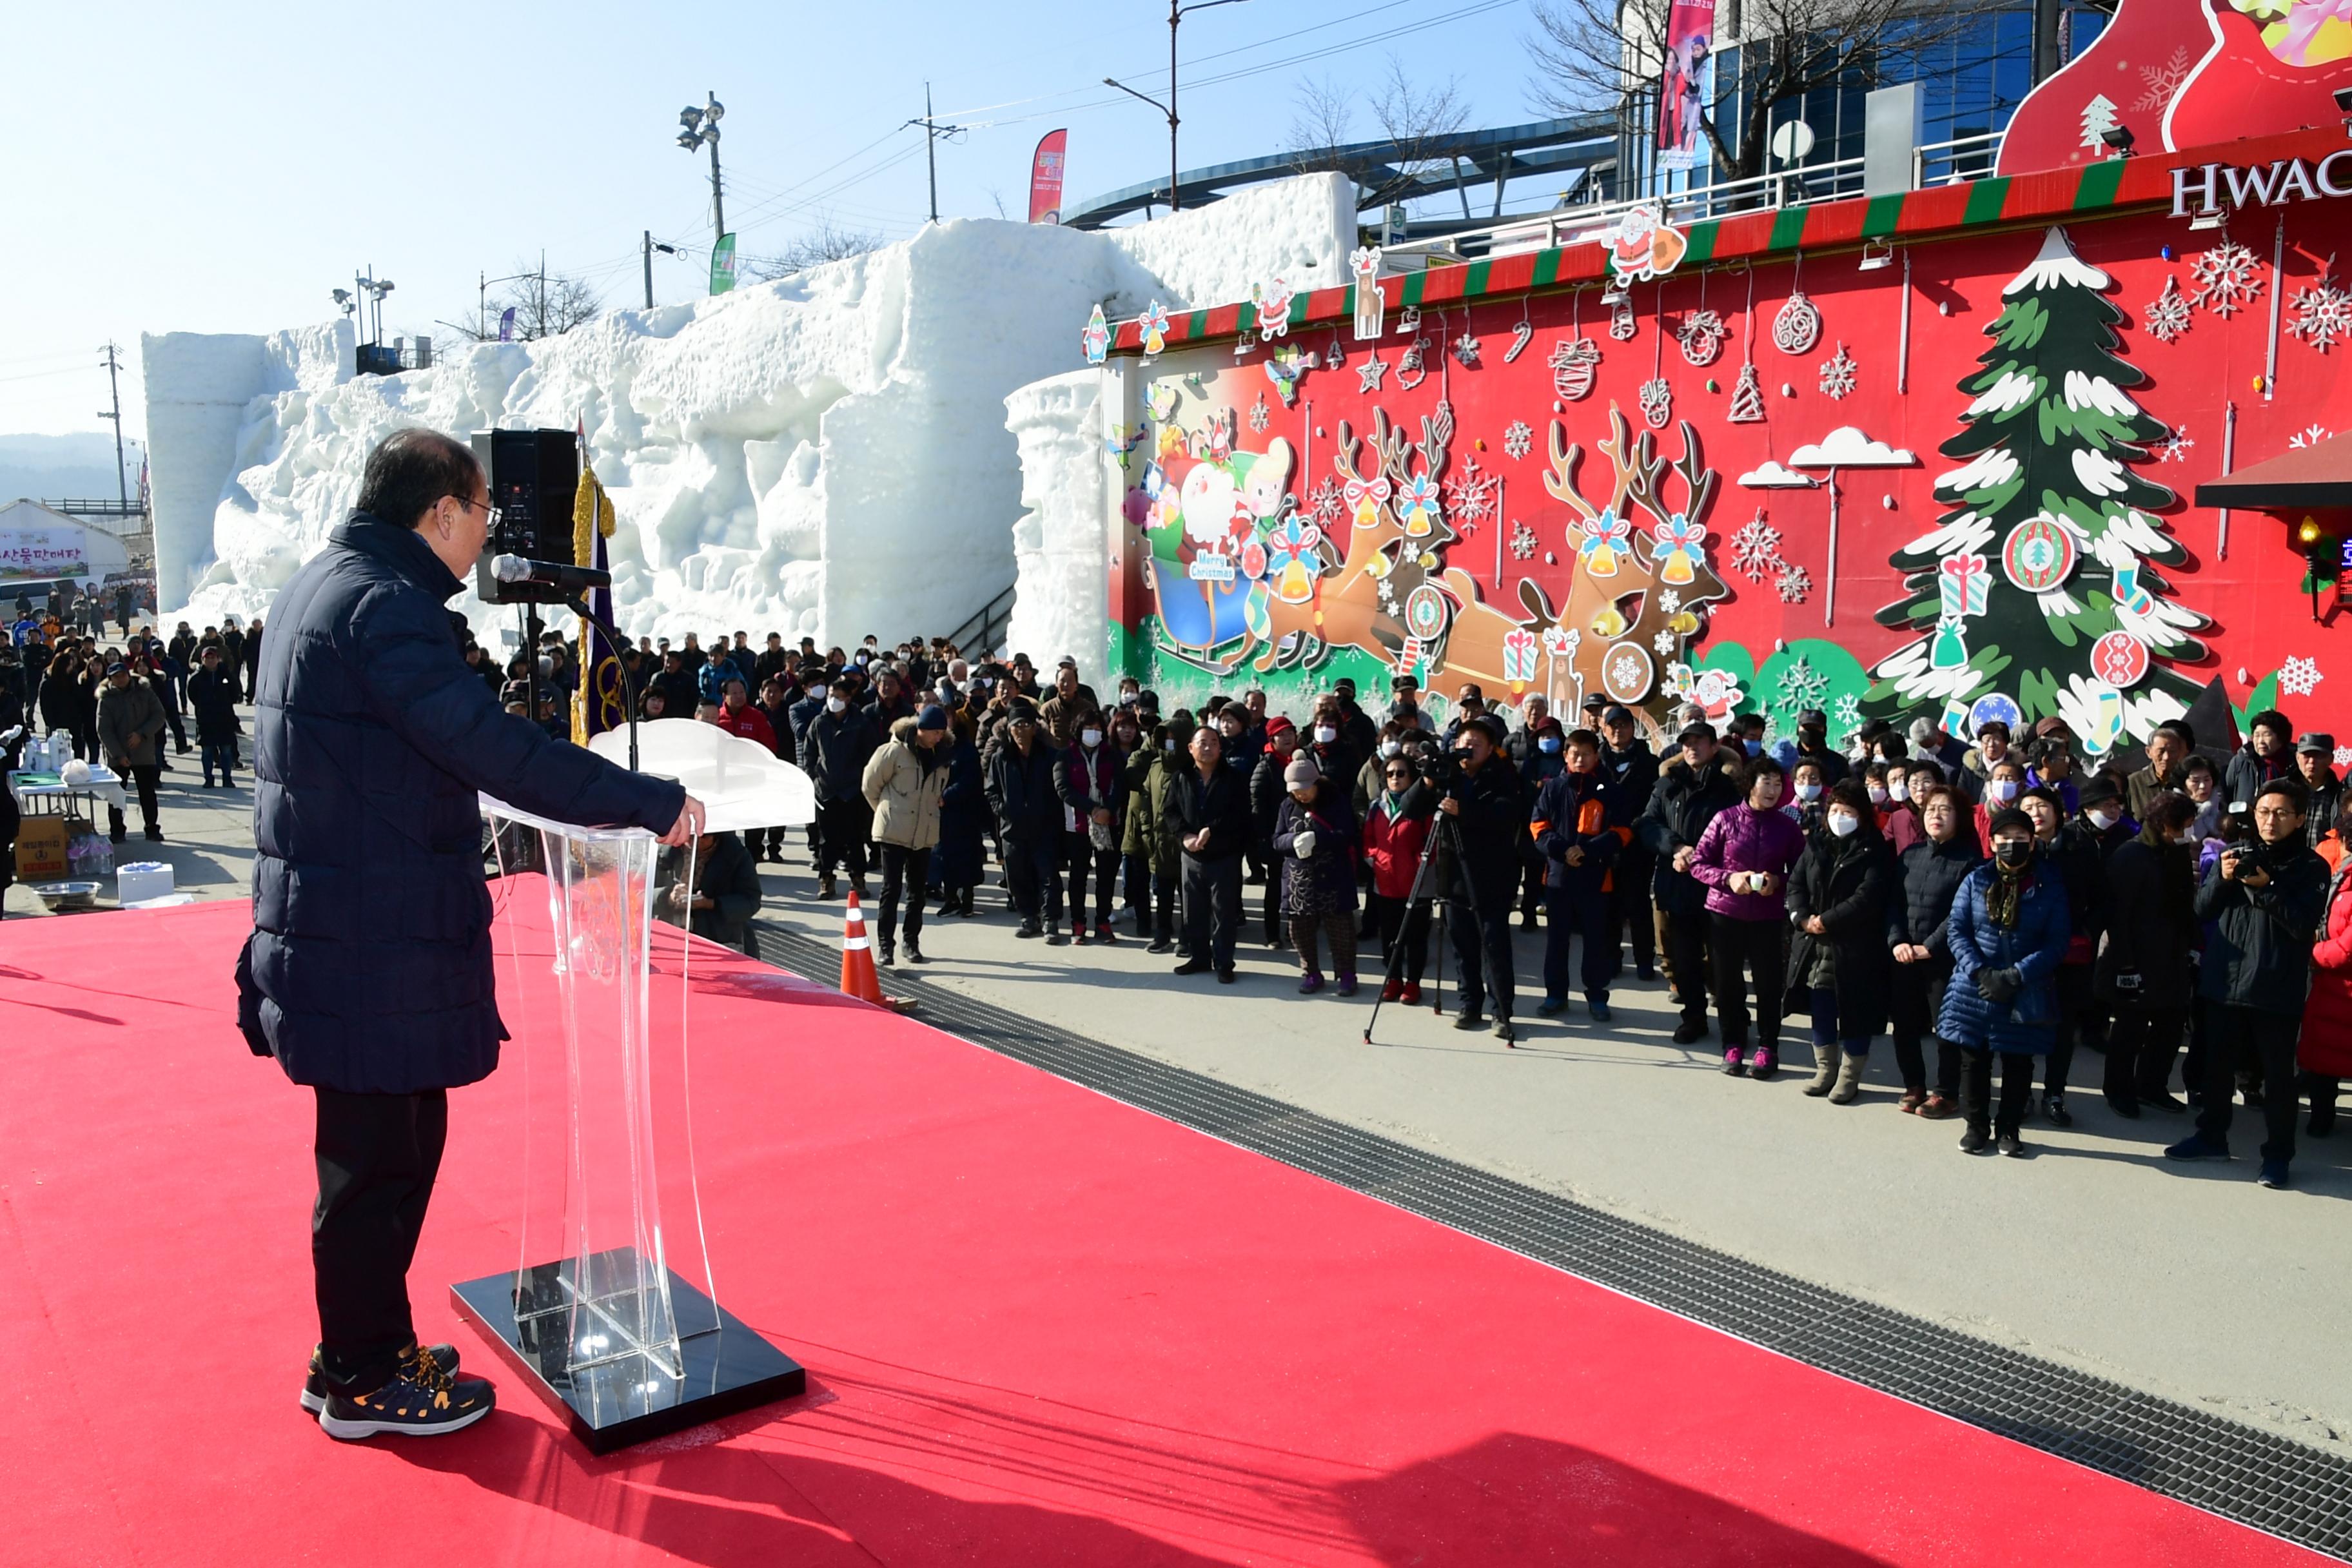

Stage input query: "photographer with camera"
[
  {"left": 2166, "top": 777, "right": 2329, "bottom": 1188},
  {"left": 1435, "top": 713, "right": 1527, "bottom": 1042}
]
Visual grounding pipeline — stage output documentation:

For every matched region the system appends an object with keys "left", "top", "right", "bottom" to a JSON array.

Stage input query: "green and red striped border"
[{"left": 1107, "top": 126, "right": 2335, "bottom": 355}]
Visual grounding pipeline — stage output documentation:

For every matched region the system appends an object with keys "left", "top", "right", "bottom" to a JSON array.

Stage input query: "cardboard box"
[{"left": 14, "top": 817, "right": 68, "bottom": 880}]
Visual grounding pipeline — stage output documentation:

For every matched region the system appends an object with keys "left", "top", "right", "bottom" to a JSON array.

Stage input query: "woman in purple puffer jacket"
[{"left": 1689, "top": 754, "right": 1808, "bottom": 1079}]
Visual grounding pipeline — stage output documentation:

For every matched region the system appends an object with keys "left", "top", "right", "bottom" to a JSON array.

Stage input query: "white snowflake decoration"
[
  {"left": 1777, "top": 654, "right": 1830, "bottom": 710},
  {"left": 1834, "top": 693, "right": 1862, "bottom": 729},
  {"left": 1311, "top": 477, "right": 1346, "bottom": 526},
  {"left": 2190, "top": 240, "right": 2264, "bottom": 318},
  {"left": 1819, "top": 342, "right": 1857, "bottom": 400},
  {"left": 1654, "top": 628, "right": 1678, "bottom": 656},
  {"left": 1729, "top": 514, "right": 1784, "bottom": 582},
  {"left": 2281, "top": 654, "right": 2323, "bottom": 698},
  {"left": 2288, "top": 270, "right": 2352, "bottom": 354},
  {"left": 1443, "top": 461, "right": 1501, "bottom": 529},
  {"left": 1452, "top": 331, "right": 1481, "bottom": 368},
  {"left": 1609, "top": 651, "right": 1645, "bottom": 691},
  {"left": 1657, "top": 589, "right": 1682, "bottom": 614},
  {"left": 2133, "top": 46, "right": 2192, "bottom": 113},
  {"left": 1248, "top": 393, "right": 1271, "bottom": 433},
  {"left": 2291, "top": 424, "right": 2335, "bottom": 449},
  {"left": 2144, "top": 276, "right": 2191, "bottom": 343},
  {"left": 1502, "top": 420, "right": 1533, "bottom": 460},
  {"left": 1776, "top": 564, "right": 1813, "bottom": 604},
  {"left": 2158, "top": 429, "right": 2194, "bottom": 463},
  {"left": 2336, "top": 745, "right": 2352, "bottom": 770},
  {"left": 1509, "top": 520, "right": 1536, "bottom": 560}
]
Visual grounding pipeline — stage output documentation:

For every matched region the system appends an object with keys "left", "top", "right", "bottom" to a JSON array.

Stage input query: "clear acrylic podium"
[{"left": 451, "top": 792, "right": 805, "bottom": 1454}]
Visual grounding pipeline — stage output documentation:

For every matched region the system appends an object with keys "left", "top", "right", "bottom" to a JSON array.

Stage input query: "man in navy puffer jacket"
[{"left": 239, "top": 429, "right": 702, "bottom": 1440}]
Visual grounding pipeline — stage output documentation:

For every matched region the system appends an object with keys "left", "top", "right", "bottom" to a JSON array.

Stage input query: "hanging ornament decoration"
[
  {"left": 1453, "top": 329, "right": 1482, "bottom": 368},
  {"left": 1264, "top": 344, "right": 1308, "bottom": 406},
  {"left": 1727, "top": 362, "right": 1766, "bottom": 422},
  {"left": 1650, "top": 513, "right": 1708, "bottom": 585},
  {"left": 1233, "top": 327, "right": 1257, "bottom": 358},
  {"left": 1575, "top": 509, "right": 1634, "bottom": 577},
  {"left": 1818, "top": 342, "right": 1857, "bottom": 400},
  {"left": 1504, "top": 299, "right": 1534, "bottom": 363},
  {"left": 1344, "top": 474, "right": 1393, "bottom": 529},
  {"left": 1774, "top": 293, "right": 1822, "bottom": 355},
  {"left": 2091, "top": 628, "right": 2151, "bottom": 688},
  {"left": 1396, "top": 304, "right": 1422, "bottom": 337},
  {"left": 1968, "top": 692, "right": 2023, "bottom": 733},
  {"left": 2288, "top": 259, "right": 2352, "bottom": 353},
  {"left": 2189, "top": 238, "right": 2264, "bottom": 317},
  {"left": 1357, "top": 349, "right": 1390, "bottom": 392},
  {"left": 1251, "top": 276, "right": 1295, "bottom": 338},
  {"left": 1503, "top": 420, "right": 1533, "bottom": 460},
  {"left": 1930, "top": 614, "right": 1970, "bottom": 671},
  {"left": 1936, "top": 551, "right": 1992, "bottom": 620},
  {"left": 2000, "top": 516, "right": 2078, "bottom": 592},
  {"left": 1140, "top": 300, "right": 1171, "bottom": 357},
  {"left": 1549, "top": 337, "right": 1602, "bottom": 400},
  {"left": 2111, "top": 552, "right": 2155, "bottom": 616},
  {"left": 1775, "top": 564, "right": 1812, "bottom": 605},
  {"left": 2142, "top": 275, "right": 2192, "bottom": 343},
  {"left": 1402, "top": 582, "right": 1451, "bottom": 642},
  {"left": 1081, "top": 302, "right": 1111, "bottom": 364},
  {"left": 1502, "top": 626, "right": 1541, "bottom": 686},
  {"left": 1678, "top": 308, "right": 1725, "bottom": 366},
  {"left": 1349, "top": 246, "right": 1386, "bottom": 339},
  {"left": 1396, "top": 472, "right": 1444, "bottom": 536},
  {"left": 1602, "top": 641, "right": 1656, "bottom": 703},
  {"left": 1395, "top": 337, "right": 1428, "bottom": 390},
  {"left": 1639, "top": 377, "right": 1674, "bottom": 429},
  {"left": 1324, "top": 333, "right": 1346, "bottom": 371},
  {"left": 1248, "top": 391, "right": 1271, "bottom": 433},
  {"left": 1610, "top": 299, "right": 1639, "bottom": 340}
]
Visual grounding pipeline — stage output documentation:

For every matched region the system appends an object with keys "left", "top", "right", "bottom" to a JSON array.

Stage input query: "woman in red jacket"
[
  {"left": 2302, "top": 800, "right": 2352, "bottom": 1136},
  {"left": 1362, "top": 756, "right": 1435, "bottom": 1003}
]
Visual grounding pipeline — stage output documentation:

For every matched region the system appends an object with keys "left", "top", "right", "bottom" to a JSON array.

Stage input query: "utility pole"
[
  {"left": 1104, "top": 0, "right": 1247, "bottom": 215},
  {"left": 676, "top": 93, "right": 727, "bottom": 252},
  {"left": 906, "top": 84, "right": 966, "bottom": 225},
  {"left": 97, "top": 343, "right": 128, "bottom": 508},
  {"left": 640, "top": 232, "right": 681, "bottom": 309}
]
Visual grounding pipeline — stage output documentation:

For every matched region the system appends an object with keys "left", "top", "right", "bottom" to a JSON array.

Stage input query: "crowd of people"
[{"left": 10, "top": 600, "right": 2351, "bottom": 1189}]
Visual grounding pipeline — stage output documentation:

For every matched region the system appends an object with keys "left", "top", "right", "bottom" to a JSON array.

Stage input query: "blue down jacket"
[
  {"left": 237, "top": 513, "right": 685, "bottom": 1094},
  {"left": 1935, "top": 859, "right": 2070, "bottom": 1055}
]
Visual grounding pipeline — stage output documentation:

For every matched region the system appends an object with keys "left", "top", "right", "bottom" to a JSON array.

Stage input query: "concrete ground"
[{"left": 15, "top": 729, "right": 2351, "bottom": 1458}]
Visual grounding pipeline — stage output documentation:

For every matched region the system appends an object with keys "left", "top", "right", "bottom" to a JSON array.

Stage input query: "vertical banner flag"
[
  {"left": 572, "top": 424, "right": 627, "bottom": 745},
  {"left": 1656, "top": 0, "right": 1715, "bottom": 170},
  {"left": 709, "top": 233, "right": 738, "bottom": 296},
  {"left": 1028, "top": 130, "right": 1068, "bottom": 224},
  {"left": 496, "top": 306, "right": 518, "bottom": 342}
]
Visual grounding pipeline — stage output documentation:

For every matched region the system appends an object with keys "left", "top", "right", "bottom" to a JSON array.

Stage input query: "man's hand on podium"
[{"left": 659, "top": 794, "right": 709, "bottom": 847}]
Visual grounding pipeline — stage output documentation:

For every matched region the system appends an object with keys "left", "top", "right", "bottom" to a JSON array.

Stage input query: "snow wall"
[{"left": 141, "top": 174, "right": 1353, "bottom": 649}]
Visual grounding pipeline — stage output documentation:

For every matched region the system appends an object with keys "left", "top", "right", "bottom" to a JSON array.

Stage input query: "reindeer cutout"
[{"left": 1542, "top": 404, "right": 1729, "bottom": 710}]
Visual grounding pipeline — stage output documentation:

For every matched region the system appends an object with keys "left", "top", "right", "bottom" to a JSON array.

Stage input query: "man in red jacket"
[{"left": 712, "top": 676, "right": 776, "bottom": 750}]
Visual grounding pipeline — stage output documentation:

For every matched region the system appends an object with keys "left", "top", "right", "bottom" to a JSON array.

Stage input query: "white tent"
[{"left": 0, "top": 499, "right": 132, "bottom": 589}]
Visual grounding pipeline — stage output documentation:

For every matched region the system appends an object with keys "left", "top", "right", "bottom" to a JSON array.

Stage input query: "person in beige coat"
[
  {"left": 862, "top": 705, "right": 951, "bottom": 965},
  {"left": 96, "top": 660, "right": 168, "bottom": 841}
]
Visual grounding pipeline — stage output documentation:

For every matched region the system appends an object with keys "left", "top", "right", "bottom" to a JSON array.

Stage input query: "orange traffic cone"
[{"left": 838, "top": 892, "right": 913, "bottom": 1011}]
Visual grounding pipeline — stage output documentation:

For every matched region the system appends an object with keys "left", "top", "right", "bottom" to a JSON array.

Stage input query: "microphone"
[{"left": 491, "top": 554, "right": 612, "bottom": 594}]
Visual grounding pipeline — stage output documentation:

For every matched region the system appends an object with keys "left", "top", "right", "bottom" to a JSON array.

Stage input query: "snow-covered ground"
[{"left": 144, "top": 175, "right": 1352, "bottom": 649}]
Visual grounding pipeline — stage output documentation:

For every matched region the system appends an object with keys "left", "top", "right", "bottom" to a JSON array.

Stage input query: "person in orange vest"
[{"left": 1531, "top": 728, "right": 1635, "bottom": 1023}]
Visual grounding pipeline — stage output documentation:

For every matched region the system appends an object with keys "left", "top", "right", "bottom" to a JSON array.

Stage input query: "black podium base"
[{"left": 451, "top": 1248, "right": 805, "bottom": 1455}]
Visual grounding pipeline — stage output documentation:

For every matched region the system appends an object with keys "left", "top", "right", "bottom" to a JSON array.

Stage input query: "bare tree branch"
[
  {"left": 1285, "top": 74, "right": 1357, "bottom": 172},
  {"left": 443, "top": 264, "right": 604, "bottom": 341},
  {"left": 740, "top": 219, "right": 886, "bottom": 282}
]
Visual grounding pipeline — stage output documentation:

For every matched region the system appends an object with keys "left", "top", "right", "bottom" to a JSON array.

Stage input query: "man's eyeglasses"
[{"left": 449, "top": 495, "right": 503, "bottom": 528}]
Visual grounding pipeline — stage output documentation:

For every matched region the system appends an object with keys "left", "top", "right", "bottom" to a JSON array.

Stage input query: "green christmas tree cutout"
[{"left": 1865, "top": 226, "right": 2209, "bottom": 752}]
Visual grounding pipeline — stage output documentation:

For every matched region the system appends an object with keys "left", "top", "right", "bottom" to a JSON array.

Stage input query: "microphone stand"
[{"left": 565, "top": 595, "right": 640, "bottom": 772}]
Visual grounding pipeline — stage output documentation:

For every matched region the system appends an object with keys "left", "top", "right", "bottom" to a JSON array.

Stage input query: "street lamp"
[
  {"left": 676, "top": 92, "right": 727, "bottom": 253},
  {"left": 1103, "top": 0, "right": 1248, "bottom": 215},
  {"left": 354, "top": 270, "right": 395, "bottom": 344}
]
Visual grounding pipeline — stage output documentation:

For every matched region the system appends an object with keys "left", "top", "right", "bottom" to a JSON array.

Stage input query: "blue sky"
[{"left": 0, "top": 0, "right": 1549, "bottom": 439}]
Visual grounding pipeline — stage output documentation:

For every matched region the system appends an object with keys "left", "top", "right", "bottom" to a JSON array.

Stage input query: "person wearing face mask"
[
  {"left": 1331, "top": 677, "right": 1378, "bottom": 761},
  {"left": 1531, "top": 728, "right": 1634, "bottom": 1021},
  {"left": 1109, "top": 709, "right": 1152, "bottom": 930},
  {"left": 1971, "top": 760, "right": 2028, "bottom": 851},
  {"left": 1357, "top": 721, "right": 1412, "bottom": 823},
  {"left": 1362, "top": 752, "right": 1436, "bottom": 1003},
  {"left": 1886, "top": 785, "right": 1980, "bottom": 1117},
  {"left": 1514, "top": 716, "right": 1570, "bottom": 932},
  {"left": 861, "top": 705, "right": 952, "bottom": 966},
  {"left": 1251, "top": 720, "right": 1303, "bottom": 946},
  {"left": 986, "top": 703, "right": 1068, "bottom": 941},
  {"left": 1788, "top": 778, "right": 1895, "bottom": 1103},
  {"left": 1435, "top": 714, "right": 1527, "bottom": 1041},
  {"left": 1788, "top": 760, "right": 1829, "bottom": 835},
  {"left": 2096, "top": 792, "right": 2201, "bottom": 1117},
  {"left": 1863, "top": 760, "right": 1893, "bottom": 826},
  {"left": 2167, "top": 776, "right": 2328, "bottom": 1188},
  {"left": 1304, "top": 701, "right": 1358, "bottom": 795},
  {"left": 1170, "top": 723, "right": 1253, "bottom": 982},
  {"left": 1937, "top": 808, "right": 2070, "bottom": 1154},
  {"left": 1640, "top": 721, "right": 1743, "bottom": 1044},
  {"left": 1959, "top": 720, "right": 2016, "bottom": 805},
  {"left": 1054, "top": 708, "right": 1126, "bottom": 945},
  {"left": 2077, "top": 774, "right": 2135, "bottom": 855},
  {"left": 1273, "top": 757, "right": 1362, "bottom": 994},
  {"left": 2020, "top": 785, "right": 2102, "bottom": 1126},
  {"left": 934, "top": 695, "right": 990, "bottom": 919},
  {"left": 1689, "top": 754, "right": 1808, "bottom": 1076},
  {"left": 1789, "top": 707, "right": 1849, "bottom": 788},
  {"left": 1125, "top": 717, "right": 1195, "bottom": 953},
  {"left": 806, "top": 676, "right": 882, "bottom": 901}
]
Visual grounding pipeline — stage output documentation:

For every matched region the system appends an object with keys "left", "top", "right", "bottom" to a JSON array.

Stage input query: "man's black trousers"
[
  {"left": 2197, "top": 1001, "right": 2304, "bottom": 1162},
  {"left": 1181, "top": 852, "right": 1243, "bottom": 970},
  {"left": 1449, "top": 899, "right": 1516, "bottom": 1021},
  {"left": 313, "top": 1086, "right": 447, "bottom": 1396}
]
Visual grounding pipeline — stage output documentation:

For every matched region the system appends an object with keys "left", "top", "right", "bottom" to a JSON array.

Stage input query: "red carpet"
[{"left": 0, "top": 893, "right": 2329, "bottom": 1567}]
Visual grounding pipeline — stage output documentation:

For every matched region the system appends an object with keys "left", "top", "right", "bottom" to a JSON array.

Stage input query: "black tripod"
[{"left": 1362, "top": 803, "right": 1479, "bottom": 1046}]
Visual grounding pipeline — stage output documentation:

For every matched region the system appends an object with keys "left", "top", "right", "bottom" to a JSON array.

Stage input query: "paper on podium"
[{"left": 590, "top": 718, "right": 816, "bottom": 832}]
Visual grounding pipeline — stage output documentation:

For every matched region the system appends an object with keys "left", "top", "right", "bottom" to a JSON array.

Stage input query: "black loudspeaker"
[{"left": 471, "top": 427, "right": 580, "bottom": 605}]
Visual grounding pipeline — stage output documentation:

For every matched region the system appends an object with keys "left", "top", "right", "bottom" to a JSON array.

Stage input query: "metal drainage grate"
[{"left": 750, "top": 924, "right": 2352, "bottom": 1561}]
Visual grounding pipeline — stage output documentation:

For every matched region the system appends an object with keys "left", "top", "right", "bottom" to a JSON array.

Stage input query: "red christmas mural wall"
[{"left": 1104, "top": 132, "right": 2352, "bottom": 760}]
